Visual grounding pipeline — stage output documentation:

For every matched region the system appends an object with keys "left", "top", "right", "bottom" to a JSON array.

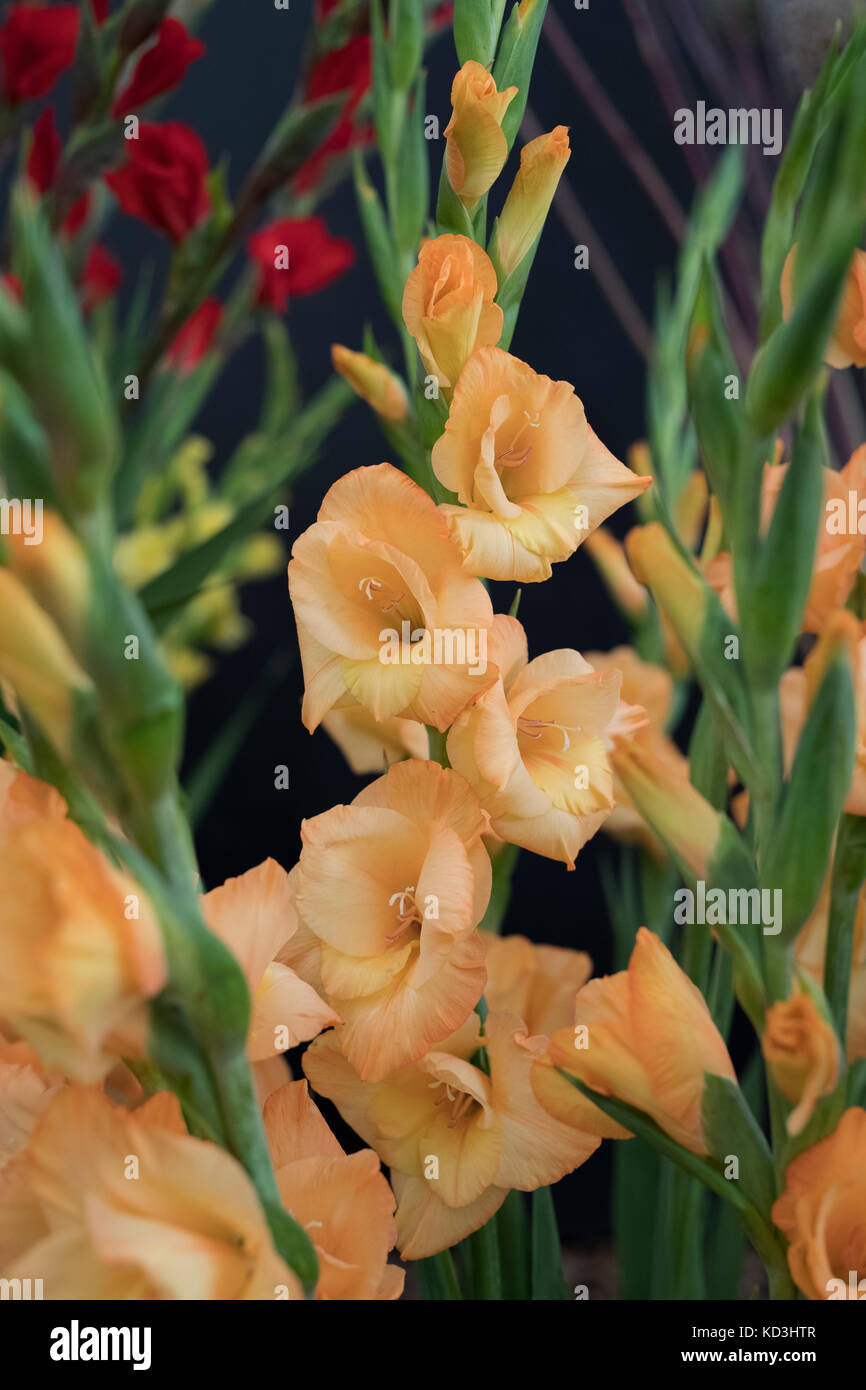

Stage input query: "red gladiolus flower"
[
  {"left": 111, "top": 19, "right": 205, "bottom": 118},
  {"left": 307, "top": 34, "right": 370, "bottom": 106},
  {"left": 26, "top": 106, "right": 60, "bottom": 193},
  {"left": 92, "top": 0, "right": 109, "bottom": 20},
  {"left": 62, "top": 192, "right": 91, "bottom": 239},
  {"left": 247, "top": 217, "right": 355, "bottom": 314},
  {"left": 0, "top": 4, "right": 80, "bottom": 104},
  {"left": 295, "top": 35, "right": 371, "bottom": 193},
  {"left": 79, "top": 244, "right": 122, "bottom": 313},
  {"left": 2, "top": 272, "right": 23, "bottom": 302},
  {"left": 165, "top": 298, "right": 223, "bottom": 373},
  {"left": 105, "top": 122, "right": 210, "bottom": 243}
]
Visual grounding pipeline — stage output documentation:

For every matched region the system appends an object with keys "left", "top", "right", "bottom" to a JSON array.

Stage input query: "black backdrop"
[{"left": 114, "top": 0, "right": 729, "bottom": 1244}]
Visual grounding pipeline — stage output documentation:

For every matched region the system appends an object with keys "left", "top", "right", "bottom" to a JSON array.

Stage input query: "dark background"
[{"left": 99, "top": 0, "right": 792, "bottom": 1245}]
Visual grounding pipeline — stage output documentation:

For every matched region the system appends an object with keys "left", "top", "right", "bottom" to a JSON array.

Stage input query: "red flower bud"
[
  {"left": 247, "top": 216, "right": 354, "bottom": 314},
  {"left": 0, "top": 4, "right": 79, "bottom": 104},
  {"left": 79, "top": 244, "right": 122, "bottom": 313},
  {"left": 105, "top": 121, "right": 210, "bottom": 243},
  {"left": 92, "top": 0, "right": 110, "bottom": 21},
  {"left": 164, "top": 298, "right": 223, "bottom": 374},
  {"left": 62, "top": 192, "right": 91, "bottom": 239},
  {"left": 26, "top": 105, "right": 60, "bottom": 194},
  {"left": 111, "top": 18, "right": 204, "bottom": 118},
  {"left": 295, "top": 35, "right": 372, "bottom": 193}
]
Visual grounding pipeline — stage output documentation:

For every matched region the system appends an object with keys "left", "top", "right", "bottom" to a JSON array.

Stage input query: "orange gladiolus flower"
[
  {"left": 0, "top": 568, "right": 92, "bottom": 755},
  {"left": 483, "top": 932, "right": 592, "bottom": 1039},
  {"left": 330, "top": 344, "right": 408, "bottom": 421},
  {"left": 321, "top": 705, "right": 428, "bottom": 775},
  {"left": 0, "top": 763, "right": 166, "bottom": 1081},
  {"left": 0, "top": 1037, "right": 59, "bottom": 1170},
  {"left": 264, "top": 1080, "right": 404, "bottom": 1300},
  {"left": 285, "top": 759, "right": 490, "bottom": 1082},
  {"left": 288, "top": 463, "right": 498, "bottom": 732},
  {"left": 0, "top": 1087, "right": 299, "bottom": 1299},
  {"left": 447, "top": 615, "right": 641, "bottom": 867},
  {"left": 304, "top": 1011, "right": 600, "bottom": 1260},
  {"left": 201, "top": 859, "right": 338, "bottom": 1069},
  {"left": 401, "top": 234, "right": 503, "bottom": 391},
  {"left": 782, "top": 245, "right": 866, "bottom": 369},
  {"left": 772, "top": 1107, "right": 866, "bottom": 1299},
  {"left": 494, "top": 125, "right": 570, "bottom": 278},
  {"left": 586, "top": 646, "right": 689, "bottom": 855},
  {"left": 533, "top": 929, "right": 737, "bottom": 1154},
  {"left": 762, "top": 989, "right": 841, "bottom": 1137},
  {"left": 444, "top": 61, "right": 518, "bottom": 210},
  {"left": 707, "top": 448, "right": 866, "bottom": 635},
  {"left": 433, "top": 346, "right": 650, "bottom": 582}
]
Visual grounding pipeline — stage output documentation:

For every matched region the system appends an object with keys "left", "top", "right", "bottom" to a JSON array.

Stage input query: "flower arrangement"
[{"left": 1, "top": 0, "right": 866, "bottom": 1314}]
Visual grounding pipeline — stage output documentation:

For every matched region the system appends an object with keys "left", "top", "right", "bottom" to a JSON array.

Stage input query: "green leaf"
[
  {"left": 613, "top": 1139, "right": 660, "bottom": 1299},
  {"left": 453, "top": 0, "right": 498, "bottom": 67},
  {"left": 416, "top": 1250, "right": 463, "bottom": 1300},
  {"left": 760, "top": 645, "right": 857, "bottom": 940},
  {"left": 688, "top": 698, "right": 729, "bottom": 809},
  {"left": 759, "top": 29, "right": 844, "bottom": 338},
  {"left": 354, "top": 156, "right": 403, "bottom": 324},
  {"left": 393, "top": 71, "right": 429, "bottom": 257},
  {"left": 701, "top": 1075, "right": 776, "bottom": 1218},
  {"left": 467, "top": 1214, "right": 502, "bottom": 1299},
  {"left": 747, "top": 212, "right": 866, "bottom": 435},
  {"left": 388, "top": 0, "right": 424, "bottom": 91},
  {"left": 743, "top": 390, "right": 826, "bottom": 687},
  {"left": 825, "top": 813, "right": 866, "bottom": 1041},
  {"left": 496, "top": 1190, "right": 530, "bottom": 1299},
  {"left": 435, "top": 161, "right": 475, "bottom": 239},
  {"left": 530, "top": 1186, "right": 570, "bottom": 1300},
  {"left": 492, "top": 0, "right": 548, "bottom": 151}
]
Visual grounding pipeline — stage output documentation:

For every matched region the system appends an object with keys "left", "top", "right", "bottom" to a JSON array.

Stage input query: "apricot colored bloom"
[
  {"left": 533, "top": 929, "right": 737, "bottom": 1155},
  {"left": 583, "top": 527, "right": 649, "bottom": 622},
  {"left": 610, "top": 739, "right": 728, "bottom": 883},
  {"left": 782, "top": 245, "right": 866, "bottom": 369},
  {"left": 762, "top": 989, "right": 840, "bottom": 1137},
  {"left": 0, "top": 763, "right": 165, "bottom": 1081},
  {"left": 483, "top": 932, "right": 592, "bottom": 1038},
  {"left": 0, "top": 1037, "right": 59, "bottom": 1170},
  {"left": 432, "top": 347, "right": 650, "bottom": 582},
  {"left": 304, "top": 1011, "right": 599, "bottom": 1259},
  {"left": 772, "top": 1107, "right": 866, "bottom": 1300},
  {"left": 401, "top": 234, "right": 503, "bottom": 391},
  {"left": 586, "top": 647, "right": 689, "bottom": 854},
  {"left": 444, "top": 61, "right": 518, "bottom": 209},
  {"left": 0, "top": 568, "right": 92, "bottom": 755},
  {"left": 0, "top": 1087, "right": 299, "bottom": 1299},
  {"left": 201, "top": 859, "right": 338, "bottom": 1066},
  {"left": 331, "top": 344, "right": 408, "bottom": 421},
  {"left": 321, "top": 705, "right": 428, "bottom": 775},
  {"left": 288, "top": 463, "right": 497, "bottom": 732},
  {"left": 495, "top": 126, "right": 570, "bottom": 278},
  {"left": 447, "top": 615, "right": 639, "bottom": 867},
  {"left": 264, "top": 1080, "right": 403, "bottom": 1300},
  {"left": 287, "top": 759, "right": 490, "bottom": 1082},
  {"left": 706, "top": 448, "right": 866, "bottom": 635}
]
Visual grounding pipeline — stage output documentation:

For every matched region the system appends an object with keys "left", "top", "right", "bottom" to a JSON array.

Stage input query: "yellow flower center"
[
  {"left": 387, "top": 884, "right": 422, "bottom": 945},
  {"left": 427, "top": 1078, "right": 478, "bottom": 1129}
]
